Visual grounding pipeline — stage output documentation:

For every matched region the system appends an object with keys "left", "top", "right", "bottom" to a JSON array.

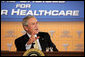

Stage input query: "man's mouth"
[
  {"left": 35, "top": 29, "right": 38, "bottom": 30},
  {"left": 34, "top": 29, "right": 39, "bottom": 34}
]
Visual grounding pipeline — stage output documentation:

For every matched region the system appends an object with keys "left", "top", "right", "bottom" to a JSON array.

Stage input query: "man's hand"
[
  {"left": 26, "top": 32, "right": 40, "bottom": 45},
  {"left": 27, "top": 36, "right": 40, "bottom": 45}
]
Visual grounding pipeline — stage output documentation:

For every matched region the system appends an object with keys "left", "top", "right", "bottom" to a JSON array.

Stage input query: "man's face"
[{"left": 25, "top": 17, "right": 39, "bottom": 35}]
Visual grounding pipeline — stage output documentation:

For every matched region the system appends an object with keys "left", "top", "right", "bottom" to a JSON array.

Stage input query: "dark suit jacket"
[{"left": 15, "top": 32, "right": 58, "bottom": 51}]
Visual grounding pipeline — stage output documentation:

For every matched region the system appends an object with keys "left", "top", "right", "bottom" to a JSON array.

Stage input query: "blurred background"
[{"left": 1, "top": 21, "right": 84, "bottom": 51}]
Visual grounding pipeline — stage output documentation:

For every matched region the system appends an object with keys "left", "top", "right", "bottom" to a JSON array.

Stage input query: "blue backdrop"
[{"left": 1, "top": 1, "right": 84, "bottom": 21}]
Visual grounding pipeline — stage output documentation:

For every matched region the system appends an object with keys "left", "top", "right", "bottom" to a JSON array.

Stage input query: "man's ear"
[{"left": 23, "top": 26, "right": 28, "bottom": 31}]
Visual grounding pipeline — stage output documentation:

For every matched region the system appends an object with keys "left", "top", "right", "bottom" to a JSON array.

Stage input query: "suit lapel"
[
  {"left": 37, "top": 33, "right": 45, "bottom": 49},
  {"left": 23, "top": 34, "right": 30, "bottom": 44}
]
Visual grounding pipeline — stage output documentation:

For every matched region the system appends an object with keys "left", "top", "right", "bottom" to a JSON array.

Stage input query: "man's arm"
[
  {"left": 15, "top": 39, "right": 26, "bottom": 51},
  {"left": 46, "top": 33, "right": 58, "bottom": 51}
]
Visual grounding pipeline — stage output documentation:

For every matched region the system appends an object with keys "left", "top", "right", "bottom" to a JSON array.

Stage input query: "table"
[{"left": 1, "top": 51, "right": 84, "bottom": 56}]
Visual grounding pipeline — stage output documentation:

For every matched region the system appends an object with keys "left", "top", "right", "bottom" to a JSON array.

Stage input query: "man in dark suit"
[{"left": 15, "top": 16, "right": 58, "bottom": 51}]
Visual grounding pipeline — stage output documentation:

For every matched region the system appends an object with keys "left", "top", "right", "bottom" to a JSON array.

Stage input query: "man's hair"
[{"left": 22, "top": 16, "right": 35, "bottom": 26}]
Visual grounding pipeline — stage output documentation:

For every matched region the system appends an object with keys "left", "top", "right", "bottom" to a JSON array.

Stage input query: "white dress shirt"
[{"left": 25, "top": 33, "right": 42, "bottom": 50}]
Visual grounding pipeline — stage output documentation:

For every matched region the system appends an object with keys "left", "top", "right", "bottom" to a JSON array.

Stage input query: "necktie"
[
  {"left": 31, "top": 43, "right": 35, "bottom": 48},
  {"left": 34, "top": 40, "right": 39, "bottom": 49}
]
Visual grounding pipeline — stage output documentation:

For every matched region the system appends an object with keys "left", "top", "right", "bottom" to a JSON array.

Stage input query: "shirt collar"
[{"left": 27, "top": 33, "right": 37, "bottom": 38}]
